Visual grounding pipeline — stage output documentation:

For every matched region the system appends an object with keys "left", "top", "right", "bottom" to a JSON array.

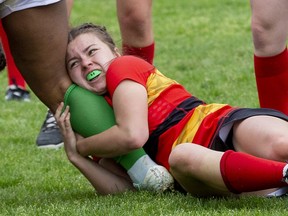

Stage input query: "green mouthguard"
[{"left": 86, "top": 70, "right": 101, "bottom": 81}]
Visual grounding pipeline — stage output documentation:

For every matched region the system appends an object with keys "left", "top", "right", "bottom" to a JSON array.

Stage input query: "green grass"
[{"left": 0, "top": 0, "right": 287, "bottom": 215}]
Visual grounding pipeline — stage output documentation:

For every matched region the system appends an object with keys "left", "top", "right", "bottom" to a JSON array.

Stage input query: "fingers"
[
  {"left": 54, "top": 102, "right": 78, "bottom": 158},
  {"left": 61, "top": 104, "right": 70, "bottom": 122},
  {"left": 65, "top": 112, "right": 71, "bottom": 129},
  {"left": 54, "top": 102, "right": 64, "bottom": 121},
  {"left": 55, "top": 102, "right": 71, "bottom": 131}
]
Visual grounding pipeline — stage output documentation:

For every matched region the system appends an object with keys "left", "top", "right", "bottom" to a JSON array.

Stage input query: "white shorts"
[{"left": 0, "top": 0, "right": 61, "bottom": 19}]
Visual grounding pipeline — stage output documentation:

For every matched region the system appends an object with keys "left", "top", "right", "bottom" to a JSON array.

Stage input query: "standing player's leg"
[
  {"left": 2, "top": 1, "right": 72, "bottom": 113},
  {"left": 0, "top": 21, "right": 30, "bottom": 101},
  {"left": 116, "top": 0, "right": 155, "bottom": 64},
  {"left": 250, "top": 0, "right": 288, "bottom": 114},
  {"left": 36, "top": 0, "right": 75, "bottom": 149}
]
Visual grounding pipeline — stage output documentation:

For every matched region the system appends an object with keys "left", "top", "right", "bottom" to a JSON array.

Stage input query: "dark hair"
[{"left": 68, "top": 23, "right": 116, "bottom": 52}]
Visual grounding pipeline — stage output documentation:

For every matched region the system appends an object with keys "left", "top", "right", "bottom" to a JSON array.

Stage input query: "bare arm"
[
  {"left": 55, "top": 103, "right": 134, "bottom": 195},
  {"left": 76, "top": 80, "right": 150, "bottom": 158},
  {"left": 68, "top": 154, "right": 134, "bottom": 195}
]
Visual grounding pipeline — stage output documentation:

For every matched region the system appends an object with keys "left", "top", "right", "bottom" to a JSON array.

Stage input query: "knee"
[
  {"left": 119, "top": 10, "right": 150, "bottom": 32},
  {"left": 251, "top": 19, "right": 286, "bottom": 56},
  {"left": 168, "top": 144, "right": 186, "bottom": 170},
  {"left": 251, "top": 20, "right": 272, "bottom": 49},
  {"left": 168, "top": 143, "right": 199, "bottom": 174},
  {"left": 269, "top": 134, "right": 288, "bottom": 161}
]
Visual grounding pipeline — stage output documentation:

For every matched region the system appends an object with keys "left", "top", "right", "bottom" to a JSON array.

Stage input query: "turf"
[{"left": 1, "top": 0, "right": 287, "bottom": 215}]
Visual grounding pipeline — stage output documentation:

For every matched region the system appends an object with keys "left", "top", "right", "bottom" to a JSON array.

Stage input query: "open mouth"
[{"left": 86, "top": 70, "right": 101, "bottom": 81}]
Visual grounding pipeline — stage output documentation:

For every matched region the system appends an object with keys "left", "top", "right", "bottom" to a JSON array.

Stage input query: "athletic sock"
[
  {"left": 126, "top": 154, "right": 159, "bottom": 184},
  {"left": 64, "top": 84, "right": 155, "bottom": 182},
  {"left": 122, "top": 42, "right": 155, "bottom": 64},
  {"left": 254, "top": 48, "right": 288, "bottom": 115},
  {"left": 220, "top": 150, "right": 287, "bottom": 194},
  {"left": 0, "top": 21, "right": 26, "bottom": 88},
  {"left": 114, "top": 148, "right": 146, "bottom": 170}
]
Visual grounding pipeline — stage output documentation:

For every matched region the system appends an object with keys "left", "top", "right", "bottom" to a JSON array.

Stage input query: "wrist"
[{"left": 66, "top": 151, "right": 81, "bottom": 164}]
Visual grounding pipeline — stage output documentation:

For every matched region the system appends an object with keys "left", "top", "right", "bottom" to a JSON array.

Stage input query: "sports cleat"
[
  {"left": 266, "top": 186, "right": 288, "bottom": 198},
  {"left": 5, "top": 85, "right": 30, "bottom": 102},
  {"left": 133, "top": 165, "right": 174, "bottom": 192},
  {"left": 282, "top": 164, "right": 288, "bottom": 184},
  {"left": 267, "top": 164, "right": 288, "bottom": 197},
  {"left": 36, "top": 110, "right": 63, "bottom": 149}
]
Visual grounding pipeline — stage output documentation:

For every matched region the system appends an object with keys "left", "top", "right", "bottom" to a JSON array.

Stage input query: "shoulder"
[
  {"left": 106, "top": 56, "right": 155, "bottom": 95},
  {"left": 108, "top": 55, "right": 153, "bottom": 73},
  {"left": 107, "top": 55, "right": 155, "bottom": 83}
]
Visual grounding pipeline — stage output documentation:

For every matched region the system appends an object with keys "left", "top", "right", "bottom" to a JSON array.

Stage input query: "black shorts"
[{"left": 210, "top": 108, "right": 288, "bottom": 151}]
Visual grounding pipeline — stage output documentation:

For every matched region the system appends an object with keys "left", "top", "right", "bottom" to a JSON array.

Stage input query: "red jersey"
[{"left": 106, "top": 56, "right": 235, "bottom": 169}]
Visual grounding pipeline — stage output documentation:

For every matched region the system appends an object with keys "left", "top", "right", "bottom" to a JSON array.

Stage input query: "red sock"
[
  {"left": 220, "top": 150, "right": 287, "bottom": 194},
  {"left": 0, "top": 21, "right": 26, "bottom": 89},
  {"left": 254, "top": 48, "right": 288, "bottom": 115},
  {"left": 122, "top": 42, "right": 155, "bottom": 64}
]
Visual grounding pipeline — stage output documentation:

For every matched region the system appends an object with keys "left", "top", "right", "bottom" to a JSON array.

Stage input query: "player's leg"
[
  {"left": 231, "top": 115, "right": 288, "bottom": 197},
  {"left": 250, "top": 0, "right": 288, "bottom": 114},
  {"left": 250, "top": 0, "right": 288, "bottom": 57},
  {"left": 233, "top": 115, "right": 288, "bottom": 162},
  {"left": 169, "top": 143, "right": 288, "bottom": 196},
  {"left": 116, "top": 0, "right": 155, "bottom": 64},
  {"left": 169, "top": 143, "right": 230, "bottom": 196},
  {"left": 0, "top": 21, "right": 30, "bottom": 101},
  {"left": 1, "top": 1, "right": 71, "bottom": 112},
  {"left": 0, "top": 22, "right": 26, "bottom": 89},
  {"left": 36, "top": 0, "right": 74, "bottom": 149},
  {"left": 0, "top": 43, "right": 6, "bottom": 71}
]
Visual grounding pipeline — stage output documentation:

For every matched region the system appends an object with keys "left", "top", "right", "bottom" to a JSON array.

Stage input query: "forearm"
[
  {"left": 68, "top": 153, "right": 134, "bottom": 195},
  {"left": 76, "top": 125, "right": 144, "bottom": 158}
]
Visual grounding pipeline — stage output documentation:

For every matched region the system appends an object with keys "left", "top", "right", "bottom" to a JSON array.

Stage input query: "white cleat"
[{"left": 133, "top": 165, "right": 174, "bottom": 192}]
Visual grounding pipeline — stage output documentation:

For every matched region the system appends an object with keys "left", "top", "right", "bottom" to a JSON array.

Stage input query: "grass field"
[{"left": 1, "top": 0, "right": 287, "bottom": 215}]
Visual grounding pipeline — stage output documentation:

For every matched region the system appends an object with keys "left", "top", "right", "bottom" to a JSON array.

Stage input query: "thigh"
[
  {"left": 0, "top": 0, "right": 61, "bottom": 18},
  {"left": 250, "top": 0, "right": 288, "bottom": 23},
  {"left": 2, "top": 0, "right": 71, "bottom": 112},
  {"left": 233, "top": 115, "right": 288, "bottom": 161}
]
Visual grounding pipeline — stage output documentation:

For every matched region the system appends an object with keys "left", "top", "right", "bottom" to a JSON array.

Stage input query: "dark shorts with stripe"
[{"left": 210, "top": 107, "right": 288, "bottom": 151}]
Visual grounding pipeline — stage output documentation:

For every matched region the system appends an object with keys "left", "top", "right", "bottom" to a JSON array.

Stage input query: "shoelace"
[{"left": 43, "top": 112, "right": 59, "bottom": 131}]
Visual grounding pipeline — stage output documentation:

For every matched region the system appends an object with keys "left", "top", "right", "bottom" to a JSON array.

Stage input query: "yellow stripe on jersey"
[
  {"left": 146, "top": 69, "right": 179, "bottom": 105},
  {"left": 172, "top": 103, "right": 227, "bottom": 148}
]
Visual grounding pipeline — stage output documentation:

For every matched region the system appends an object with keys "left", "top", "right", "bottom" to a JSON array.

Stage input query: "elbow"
[
  {"left": 124, "top": 128, "right": 149, "bottom": 150},
  {"left": 76, "top": 141, "right": 89, "bottom": 157}
]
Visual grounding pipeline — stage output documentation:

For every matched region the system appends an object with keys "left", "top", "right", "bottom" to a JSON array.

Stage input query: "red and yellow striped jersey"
[{"left": 106, "top": 56, "right": 235, "bottom": 169}]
